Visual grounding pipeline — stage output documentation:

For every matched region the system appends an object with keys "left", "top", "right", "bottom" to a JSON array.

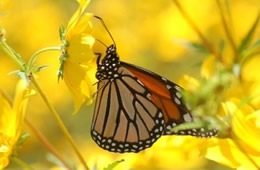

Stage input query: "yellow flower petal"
[
  {"left": 0, "top": 135, "right": 12, "bottom": 169},
  {"left": 205, "top": 138, "right": 260, "bottom": 170},
  {"left": 63, "top": 0, "right": 95, "bottom": 114},
  {"left": 66, "top": 35, "right": 95, "bottom": 63},
  {"left": 64, "top": 60, "right": 95, "bottom": 114},
  {"left": 241, "top": 56, "right": 260, "bottom": 109},
  {"left": 67, "top": 13, "right": 93, "bottom": 40},
  {"left": 0, "top": 80, "right": 34, "bottom": 169},
  {"left": 13, "top": 80, "right": 35, "bottom": 140},
  {"left": 205, "top": 100, "right": 260, "bottom": 169},
  {"left": 66, "top": 0, "right": 91, "bottom": 36},
  {"left": 201, "top": 55, "right": 216, "bottom": 79},
  {"left": 178, "top": 75, "right": 200, "bottom": 91},
  {"left": 232, "top": 105, "right": 260, "bottom": 153},
  {"left": 0, "top": 92, "right": 13, "bottom": 136}
]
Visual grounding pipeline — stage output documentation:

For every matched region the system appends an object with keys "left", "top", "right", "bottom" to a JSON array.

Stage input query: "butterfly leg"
[{"left": 95, "top": 52, "right": 102, "bottom": 65}]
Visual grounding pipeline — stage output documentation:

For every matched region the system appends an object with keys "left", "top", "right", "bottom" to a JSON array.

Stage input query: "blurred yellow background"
[{"left": 0, "top": 0, "right": 259, "bottom": 169}]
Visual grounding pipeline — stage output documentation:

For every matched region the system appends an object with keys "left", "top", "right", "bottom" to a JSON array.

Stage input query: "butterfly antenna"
[
  {"left": 94, "top": 15, "right": 116, "bottom": 47},
  {"left": 95, "top": 38, "right": 108, "bottom": 48}
]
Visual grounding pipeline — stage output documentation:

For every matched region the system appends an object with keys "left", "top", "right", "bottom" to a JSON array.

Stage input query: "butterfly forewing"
[
  {"left": 121, "top": 62, "right": 218, "bottom": 137},
  {"left": 91, "top": 66, "right": 165, "bottom": 153}
]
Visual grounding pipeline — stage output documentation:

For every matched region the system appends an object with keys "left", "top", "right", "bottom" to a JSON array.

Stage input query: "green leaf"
[
  {"left": 57, "top": 53, "right": 68, "bottom": 82},
  {"left": 16, "top": 132, "right": 30, "bottom": 147},
  {"left": 14, "top": 132, "right": 30, "bottom": 155},
  {"left": 104, "top": 159, "right": 124, "bottom": 170},
  {"left": 238, "top": 12, "right": 260, "bottom": 55},
  {"left": 218, "top": 39, "right": 226, "bottom": 55},
  {"left": 34, "top": 65, "right": 48, "bottom": 73},
  {"left": 8, "top": 69, "right": 20, "bottom": 75},
  {"left": 185, "top": 42, "right": 209, "bottom": 54},
  {"left": 249, "top": 39, "right": 260, "bottom": 49},
  {"left": 174, "top": 39, "right": 210, "bottom": 54},
  {"left": 57, "top": 61, "right": 65, "bottom": 82},
  {"left": 190, "top": 42, "right": 209, "bottom": 54},
  {"left": 239, "top": 39, "right": 260, "bottom": 66},
  {"left": 59, "top": 25, "right": 66, "bottom": 41},
  {"left": 171, "top": 121, "right": 205, "bottom": 132}
]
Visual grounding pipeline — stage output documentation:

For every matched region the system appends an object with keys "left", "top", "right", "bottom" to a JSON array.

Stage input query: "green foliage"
[
  {"left": 58, "top": 24, "right": 69, "bottom": 82},
  {"left": 104, "top": 159, "right": 124, "bottom": 170},
  {"left": 181, "top": 67, "right": 234, "bottom": 136},
  {"left": 177, "top": 40, "right": 210, "bottom": 54},
  {"left": 59, "top": 25, "right": 66, "bottom": 42},
  {"left": 238, "top": 13, "right": 260, "bottom": 55},
  {"left": 14, "top": 132, "right": 30, "bottom": 155}
]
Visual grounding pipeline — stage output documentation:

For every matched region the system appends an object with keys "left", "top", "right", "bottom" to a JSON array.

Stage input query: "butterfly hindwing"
[{"left": 91, "top": 66, "right": 164, "bottom": 153}]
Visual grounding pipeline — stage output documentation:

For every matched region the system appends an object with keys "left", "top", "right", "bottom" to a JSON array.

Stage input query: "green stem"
[
  {"left": 30, "top": 75, "right": 89, "bottom": 170},
  {"left": 240, "top": 48, "right": 260, "bottom": 67},
  {"left": 0, "top": 32, "right": 88, "bottom": 169},
  {"left": 25, "top": 117, "right": 73, "bottom": 170},
  {"left": 0, "top": 40, "right": 25, "bottom": 70},
  {"left": 10, "top": 156, "right": 33, "bottom": 170},
  {"left": 28, "top": 47, "right": 61, "bottom": 70},
  {"left": 172, "top": 0, "right": 221, "bottom": 60},
  {"left": 216, "top": 0, "right": 238, "bottom": 59}
]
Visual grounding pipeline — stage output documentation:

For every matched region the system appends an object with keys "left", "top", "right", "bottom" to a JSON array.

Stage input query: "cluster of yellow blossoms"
[{"left": 0, "top": 0, "right": 259, "bottom": 169}]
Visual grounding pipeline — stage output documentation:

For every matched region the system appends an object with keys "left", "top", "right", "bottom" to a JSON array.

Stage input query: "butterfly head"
[{"left": 96, "top": 45, "right": 120, "bottom": 80}]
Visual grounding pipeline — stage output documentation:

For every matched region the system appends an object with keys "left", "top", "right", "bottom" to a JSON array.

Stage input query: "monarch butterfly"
[{"left": 91, "top": 16, "right": 218, "bottom": 153}]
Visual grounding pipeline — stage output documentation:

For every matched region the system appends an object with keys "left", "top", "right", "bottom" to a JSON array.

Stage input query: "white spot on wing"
[
  {"left": 176, "top": 92, "right": 181, "bottom": 98},
  {"left": 175, "top": 85, "right": 181, "bottom": 91},
  {"left": 147, "top": 93, "right": 151, "bottom": 99},
  {"left": 166, "top": 85, "right": 172, "bottom": 89},
  {"left": 174, "top": 97, "right": 181, "bottom": 105},
  {"left": 133, "top": 145, "right": 138, "bottom": 149},
  {"left": 137, "top": 79, "right": 144, "bottom": 86},
  {"left": 183, "top": 113, "right": 192, "bottom": 122},
  {"left": 172, "top": 122, "right": 177, "bottom": 127}
]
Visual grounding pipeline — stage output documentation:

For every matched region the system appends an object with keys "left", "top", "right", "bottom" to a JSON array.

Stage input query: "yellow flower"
[
  {"left": 205, "top": 99, "right": 260, "bottom": 170},
  {"left": 178, "top": 49, "right": 260, "bottom": 169},
  {"left": 78, "top": 136, "right": 207, "bottom": 170},
  {"left": 62, "top": 0, "right": 96, "bottom": 114},
  {"left": 0, "top": 80, "right": 34, "bottom": 169}
]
